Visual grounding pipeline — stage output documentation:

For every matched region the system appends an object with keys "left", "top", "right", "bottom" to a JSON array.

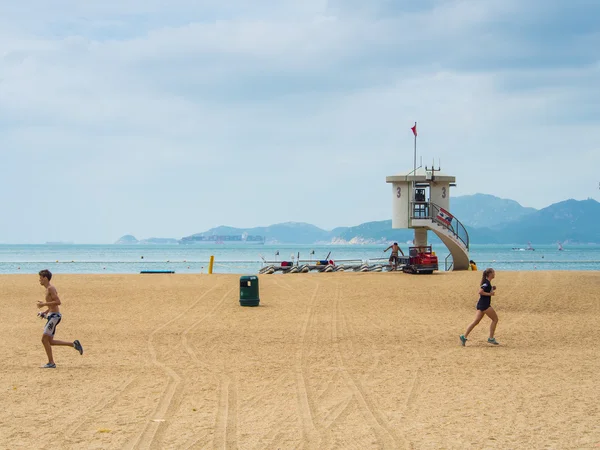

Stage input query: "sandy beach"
[{"left": 1, "top": 271, "right": 599, "bottom": 449}]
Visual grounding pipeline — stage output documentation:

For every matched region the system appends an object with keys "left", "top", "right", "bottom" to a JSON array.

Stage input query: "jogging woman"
[{"left": 460, "top": 268, "right": 499, "bottom": 346}]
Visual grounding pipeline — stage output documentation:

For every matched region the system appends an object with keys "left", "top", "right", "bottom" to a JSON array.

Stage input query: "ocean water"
[{"left": 0, "top": 243, "right": 599, "bottom": 275}]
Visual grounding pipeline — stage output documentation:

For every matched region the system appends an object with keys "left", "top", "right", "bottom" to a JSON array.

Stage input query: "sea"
[{"left": 0, "top": 243, "right": 599, "bottom": 275}]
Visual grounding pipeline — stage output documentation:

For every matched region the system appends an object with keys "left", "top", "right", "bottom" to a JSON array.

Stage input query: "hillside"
[
  {"left": 451, "top": 194, "right": 537, "bottom": 228},
  {"left": 118, "top": 196, "right": 600, "bottom": 245},
  {"left": 333, "top": 198, "right": 600, "bottom": 245},
  {"left": 334, "top": 220, "right": 416, "bottom": 244},
  {"left": 190, "top": 222, "right": 336, "bottom": 244},
  {"left": 492, "top": 199, "right": 600, "bottom": 244},
  {"left": 114, "top": 235, "right": 179, "bottom": 245},
  {"left": 114, "top": 235, "right": 138, "bottom": 244}
]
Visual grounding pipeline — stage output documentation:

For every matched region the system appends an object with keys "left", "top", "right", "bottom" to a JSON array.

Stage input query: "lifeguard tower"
[{"left": 385, "top": 165, "right": 470, "bottom": 271}]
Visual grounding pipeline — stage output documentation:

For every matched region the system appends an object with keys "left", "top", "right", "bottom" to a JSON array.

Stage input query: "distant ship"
[
  {"left": 179, "top": 232, "right": 265, "bottom": 245},
  {"left": 512, "top": 241, "right": 535, "bottom": 251}
]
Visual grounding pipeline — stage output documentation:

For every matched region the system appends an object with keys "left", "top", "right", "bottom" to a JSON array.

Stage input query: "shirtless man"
[
  {"left": 37, "top": 269, "right": 83, "bottom": 368},
  {"left": 384, "top": 242, "right": 405, "bottom": 271}
]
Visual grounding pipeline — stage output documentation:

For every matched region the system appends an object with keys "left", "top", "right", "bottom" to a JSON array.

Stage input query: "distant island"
[
  {"left": 114, "top": 195, "right": 600, "bottom": 245},
  {"left": 114, "top": 235, "right": 179, "bottom": 245}
]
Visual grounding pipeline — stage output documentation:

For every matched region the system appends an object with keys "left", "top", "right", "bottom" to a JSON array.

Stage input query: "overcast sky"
[{"left": 1, "top": 0, "right": 599, "bottom": 243}]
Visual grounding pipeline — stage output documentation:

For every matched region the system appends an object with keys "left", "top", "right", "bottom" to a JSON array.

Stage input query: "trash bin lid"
[{"left": 240, "top": 275, "right": 258, "bottom": 281}]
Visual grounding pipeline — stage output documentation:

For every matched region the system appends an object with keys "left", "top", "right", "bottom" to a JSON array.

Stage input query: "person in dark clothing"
[{"left": 460, "top": 268, "right": 499, "bottom": 346}]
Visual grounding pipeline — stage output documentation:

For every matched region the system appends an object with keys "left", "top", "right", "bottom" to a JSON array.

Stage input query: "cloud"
[{"left": 0, "top": 0, "right": 599, "bottom": 243}]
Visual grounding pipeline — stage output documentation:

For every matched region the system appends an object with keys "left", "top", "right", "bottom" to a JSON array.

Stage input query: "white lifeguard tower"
[{"left": 385, "top": 165, "right": 470, "bottom": 270}]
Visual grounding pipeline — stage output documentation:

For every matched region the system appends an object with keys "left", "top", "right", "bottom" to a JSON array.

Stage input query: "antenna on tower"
[{"left": 425, "top": 159, "right": 441, "bottom": 181}]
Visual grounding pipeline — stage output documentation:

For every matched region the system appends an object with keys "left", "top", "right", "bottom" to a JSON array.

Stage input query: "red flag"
[{"left": 411, "top": 124, "right": 417, "bottom": 136}]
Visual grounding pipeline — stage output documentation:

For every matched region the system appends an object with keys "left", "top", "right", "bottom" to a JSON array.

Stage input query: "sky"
[{"left": 1, "top": 0, "right": 599, "bottom": 243}]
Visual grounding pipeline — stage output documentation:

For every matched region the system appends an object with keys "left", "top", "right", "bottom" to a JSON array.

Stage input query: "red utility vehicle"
[{"left": 402, "top": 245, "right": 438, "bottom": 274}]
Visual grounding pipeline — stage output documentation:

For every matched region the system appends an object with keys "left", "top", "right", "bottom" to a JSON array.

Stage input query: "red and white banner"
[{"left": 437, "top": 208, "right": 453, "bottom": 225}]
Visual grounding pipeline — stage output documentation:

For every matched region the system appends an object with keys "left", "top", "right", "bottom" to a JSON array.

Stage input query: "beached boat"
[{"left": 258, "top": 251, "right": 398, "bottom": 274}]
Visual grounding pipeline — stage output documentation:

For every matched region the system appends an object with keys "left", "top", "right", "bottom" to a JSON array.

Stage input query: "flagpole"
[
  {"left": 412, "top": 122, "right": 417, "bottom": 212},
  {"left": 413, "top": 121, "right": 417, "bottom": 181}
]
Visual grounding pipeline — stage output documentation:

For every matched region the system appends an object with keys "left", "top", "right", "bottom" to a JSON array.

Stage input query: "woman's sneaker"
[
  {"left": 459, "top": 335, "right": 467, "bottom": 346},
  {"left": 487, "top": 337, "right": 499, "bottom": 345},
  {"left": 41, "top": 363, "right": 56, "bottom": 368}
]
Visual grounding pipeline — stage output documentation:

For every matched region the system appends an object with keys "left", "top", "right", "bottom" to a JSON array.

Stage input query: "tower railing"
[
  {"left": 445, "top": 253, "right": 454, "bottom": 271},
  {"left": 410, "top": 202, "right": 470, "bottom": 250}
]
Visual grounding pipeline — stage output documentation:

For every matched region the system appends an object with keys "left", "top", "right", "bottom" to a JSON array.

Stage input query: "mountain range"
[{"left": 115, "top": 195, "right": 600, "bottom": 245}]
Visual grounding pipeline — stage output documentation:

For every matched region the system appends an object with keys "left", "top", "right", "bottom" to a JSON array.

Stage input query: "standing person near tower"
[
  {"left": 384, "top": 242, "right": 404, "bottom": 271},
  {"left": 460, "top": 268, "right": 500, "bottom": 346},
  {"left": 37, "top": 269, "right": 83, "bottom": 368}
]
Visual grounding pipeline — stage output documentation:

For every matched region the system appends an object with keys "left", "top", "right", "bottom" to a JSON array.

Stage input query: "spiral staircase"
[{"left": 410, "top": 202, "right": 470, "bottom": 271}]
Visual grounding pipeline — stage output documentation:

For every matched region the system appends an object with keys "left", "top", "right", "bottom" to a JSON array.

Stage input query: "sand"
[{"left": 1, "top": 271, "right": 599, "bottom": 449}]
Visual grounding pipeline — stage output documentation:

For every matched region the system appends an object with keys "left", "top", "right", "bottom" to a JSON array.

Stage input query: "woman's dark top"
[{"left": 476, "top": 279, "right": 492, "bottom": 311}]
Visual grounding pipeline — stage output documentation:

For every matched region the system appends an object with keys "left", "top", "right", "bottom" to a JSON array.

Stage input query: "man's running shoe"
[{"left": 73, "top": 340, "right": 84, "bottom": 355}]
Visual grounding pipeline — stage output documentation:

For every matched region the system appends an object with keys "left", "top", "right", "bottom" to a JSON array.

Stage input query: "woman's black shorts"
[{"left": 476, "top": 299, "right": 491, "bottom": 311}]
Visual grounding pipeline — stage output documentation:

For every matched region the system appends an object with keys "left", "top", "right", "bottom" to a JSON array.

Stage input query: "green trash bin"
[{"left": 240, "top": 275, "right": 260, "bottom": 306}]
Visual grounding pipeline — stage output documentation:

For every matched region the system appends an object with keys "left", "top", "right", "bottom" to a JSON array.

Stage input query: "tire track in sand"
[
  {"left": 182, "top": 278, "right": 309, "bottom": 450},
  {"left": 172, "top": 286, "right": 237, "bottom": 450},
  {"left": 178, "top": 286, "right": 248, "bottom": 450},
  {"left": 295, "top": 281, "right": 321, "bottom": 448},
  {"left": 251, "top": 411, "right": 297, "bottom": 450},
  {"left": 48, "top": 375, "right": 139, "bottom": 449},
  {"left": 319, "top": 394, "right": 354, "bottom": 431},
  {"left": 212, "top": 374, "right": 239, "bottom": 450},
  {"left": 125, "top": 282, "right": 224, "bottom": 450},
  {"left": 181, "top": 286, "right": 236, "bottom": 370},
  {"left": 332, "top": 282, "right": 407, "bottom": 449},
  {"left": 271, "top": 276, "right": 295, "bottom": 293},
  {"left": 249, "top": 277, "right": 337, "bottom": 449},
  {"left": 237, "top": 277, "right": 318, "bottom": 450},
  {"left": 336, "top": 292, "right": 423, "bottom": 447}
]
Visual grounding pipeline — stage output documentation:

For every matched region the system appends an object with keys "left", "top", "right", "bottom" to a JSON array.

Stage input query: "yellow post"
[{"left": 208, "top": 255, "right": 214, "bottom": 274}]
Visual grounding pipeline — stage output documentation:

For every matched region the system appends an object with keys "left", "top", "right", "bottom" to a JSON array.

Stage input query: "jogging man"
[{"left": 37, "top": 269, "right": 83, "bottom": 368}]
